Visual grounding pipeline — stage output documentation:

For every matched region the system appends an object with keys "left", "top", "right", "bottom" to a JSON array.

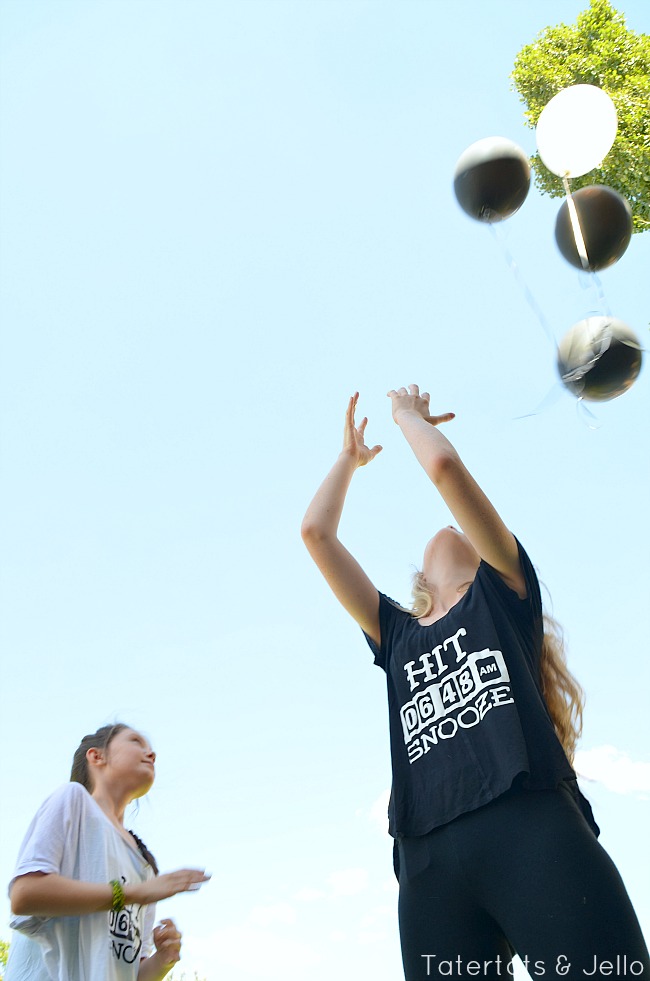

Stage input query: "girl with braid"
[
  {"left": 302, "top": 384, "right": 649, "bottom": 980},
  {"left": 6, "top": 723, "right": 209, "bottom": 980}
]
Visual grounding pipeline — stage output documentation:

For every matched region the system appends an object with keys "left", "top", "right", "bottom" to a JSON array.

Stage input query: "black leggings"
[{"left": 397, "top": 786, "right": 650, "bottom": 980}]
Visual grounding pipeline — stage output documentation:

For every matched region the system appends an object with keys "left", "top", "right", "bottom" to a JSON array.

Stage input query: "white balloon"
[{"left": 536, "top": 84, "right": 618, "bottom": 178}]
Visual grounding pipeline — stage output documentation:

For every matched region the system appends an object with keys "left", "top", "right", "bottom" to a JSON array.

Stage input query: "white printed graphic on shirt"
[
  {"left": 110, "top": 879, "right": 144, "bottom": 965},
  {"left": 400, "top": 624, "right": 513, "bottom": 764}
]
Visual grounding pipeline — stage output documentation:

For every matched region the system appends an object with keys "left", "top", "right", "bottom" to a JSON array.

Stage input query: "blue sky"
[{"left": 1, "top": 1, "right": 649, "bottom": 978}]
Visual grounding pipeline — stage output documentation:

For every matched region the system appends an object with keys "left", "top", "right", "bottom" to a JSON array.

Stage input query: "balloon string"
[
  {"left": 513, "top": 382, "right": 563, "bottom": 420},
  {"left": 578, "top": 269, "right": 613, "bottom": 318},
  {"left": 561, "top": 176, "right": 612, "bottom": 318},
  {"left": 576, "top": 397, "right": 602, "bottom": 430},
  {"left": 561, "top": 175, "right": 590, "bottom": 271},
  {"left": 488, "top": 225, "right": 557, "bottom": 349}
]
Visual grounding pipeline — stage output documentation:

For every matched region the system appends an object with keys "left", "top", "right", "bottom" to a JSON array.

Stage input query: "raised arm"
[
  {"left": 301, "top": 393, "right": 382, "bottom": 645},
  {"left": 10, "top": 868, "right": 209, "bottom": 917},
  {"left": 387, "top": 384, "right": 526, "bottom": 598}
]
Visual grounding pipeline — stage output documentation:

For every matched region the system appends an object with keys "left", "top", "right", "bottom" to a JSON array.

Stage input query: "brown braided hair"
[{"left": 70, "top": 723, "right": 159, "bottom": 873}]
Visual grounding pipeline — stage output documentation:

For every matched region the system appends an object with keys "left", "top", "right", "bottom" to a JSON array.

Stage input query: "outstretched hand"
[
  {"left": 129, "top": 868, "right": 211, "bottom": 907},
  {"left": 343, "top": 393, "right": 382, "bottom": 468},
  {"left": 387, "top": 384, "right": 455, "bottom": 427}
]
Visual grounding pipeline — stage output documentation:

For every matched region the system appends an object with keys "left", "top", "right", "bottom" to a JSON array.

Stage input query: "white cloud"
[
  {"left": 188, "top": 919, "right": 320, "bottom": 981},
  {"left": 575, "top": 745, "right": 650, "bottom": 797},
  {"left": 358, "top": 929, "right": 388, "bottom": 946},
  {"left": 249, "top": 902, "right": 297, "bottom": 927},
  {"left": 326, "top": 867, "right": 369, "bottom": 896},
  {"left": 178, "top": 868, "right": 398, "bottom": 980},
  {"left": 293, "top": 885, "right": 326, "bottom": 903},
  {"left": 382, "top": 875, "right": 399, "bottom": 894},
  {"left": 359, "top": 905, "right": 395, "bottom": 930},
  {"left": 294, "top": 867, "right": 370, "bottom": 903},
  {"left": 368, "top": 788, "right": 391, "bottom": 834}
]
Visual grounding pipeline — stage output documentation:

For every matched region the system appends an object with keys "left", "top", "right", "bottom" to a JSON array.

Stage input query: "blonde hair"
[
  {"left": 411, "top": 571, "right": 436, "bottom": 619},
  {"left": 538, "top": 612, "right": 583, "bottom": 764},
  {"left": 409, "top": 572, "right": 584, "bottom": 764}
]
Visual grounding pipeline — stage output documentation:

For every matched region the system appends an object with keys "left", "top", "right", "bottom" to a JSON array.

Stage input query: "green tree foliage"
[
  {"left": 0, "top": 938, "right": 9, "bottom": 979},
  {"left": 0, "top": 943, "right": 208, "bottom": 981},
  {"left": 511, "top": 0, "right": 650, "bottom": 232},
  {"left": 166, "top": 972, "right": 207, "bottom": 981}
]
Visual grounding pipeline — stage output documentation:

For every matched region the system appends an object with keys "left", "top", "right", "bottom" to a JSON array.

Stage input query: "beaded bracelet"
[{"left": 110, "top": 879, "right": 125, "bottom": 912}]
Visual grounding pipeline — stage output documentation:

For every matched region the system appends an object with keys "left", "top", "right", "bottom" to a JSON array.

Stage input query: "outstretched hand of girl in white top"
[{"left": 126, "top": 867, "right": 210, "bottom": 906}]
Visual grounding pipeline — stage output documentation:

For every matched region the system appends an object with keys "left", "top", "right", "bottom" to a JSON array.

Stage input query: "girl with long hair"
[
  {"left": 6, "top": 723, "right": 210, "bottom": 981},
  {"left": 301, "top": 385, "right": 649, "bottom": 980}
]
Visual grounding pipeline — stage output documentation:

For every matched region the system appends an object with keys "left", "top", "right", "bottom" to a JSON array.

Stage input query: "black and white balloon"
[
  {"left": 453, "top": 137, "right": 530, "bottom": 223},
  {"left": 557, "top": 316, "right": 642, "bottom": 402},
  {"left": 555, "top": 185, "right": 633, "bottom": 271}
]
